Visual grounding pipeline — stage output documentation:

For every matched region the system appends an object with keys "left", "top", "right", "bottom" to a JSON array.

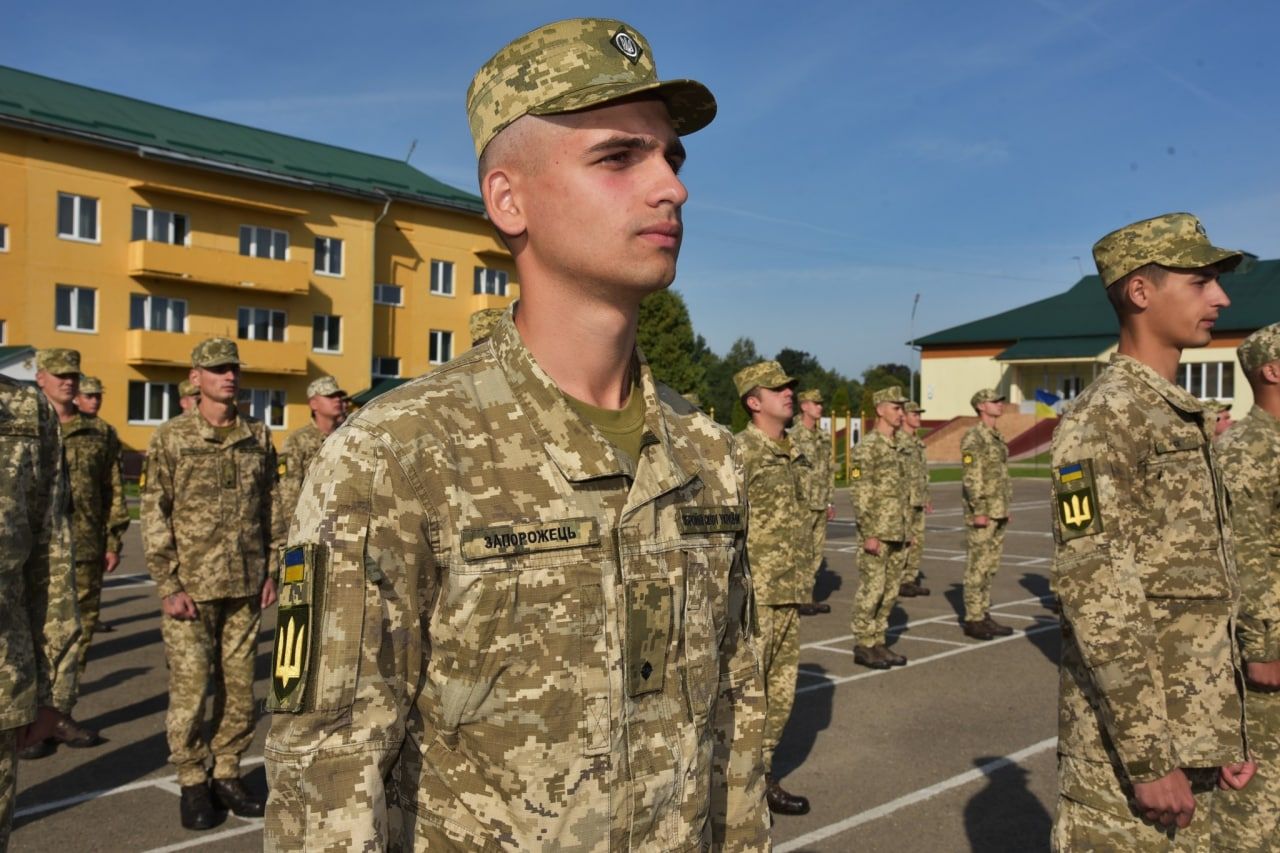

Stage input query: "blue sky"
[{"left": 10, "top": 0, "right": 1279, "bottom": 376}]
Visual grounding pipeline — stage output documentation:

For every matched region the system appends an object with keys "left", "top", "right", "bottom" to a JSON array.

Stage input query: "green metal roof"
[
  {"left": 351, "top": 376, "right": 413, "bottom": 405},
  {"left": 0, "top": 66, "right": 484, "bottom": 214},
  {"left": 915, "top": 258, "right": 1280, "bottom": 347},
  {"left": 995, "top": 335, "right": 1114, "bottom": 361}
]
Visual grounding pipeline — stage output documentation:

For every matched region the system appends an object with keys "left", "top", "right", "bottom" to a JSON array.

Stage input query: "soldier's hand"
[
  {"left": 104, "top": 551, "right": 121, "bottom": 574},
  {"left": 973, "top": 515, "right": 990, "bottom": 528},
  {"left": 863, "top": 537, "right": 882, "bottom": 555},
  {"left": 1219, "top": 761, "right": 1257, "bottom": 791},
  {"left": 1132, "top": 768, "right": 1196, "bottom": 828},
  {"left": 18, "top": 706, "right": 60, "bottom": 748},
  {"left": 260, "top": 577, "right": 278, "bottom": 609},
  {"left": 925, "top": 502, "right": 933, "bottom": 514},
  {"left": 826, "top": 504, "right": 836, "bottom": 521},
  {"left": 1245, "top": 660, "right": 1280, "bottom": 690},
  {"left": 162, "top": 591, "right": 198, "bottom": 620}
]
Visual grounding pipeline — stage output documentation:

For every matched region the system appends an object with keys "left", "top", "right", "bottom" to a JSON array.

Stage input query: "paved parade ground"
[{"left": 11, "top": 478, "right": 1059, "bottom": 852}]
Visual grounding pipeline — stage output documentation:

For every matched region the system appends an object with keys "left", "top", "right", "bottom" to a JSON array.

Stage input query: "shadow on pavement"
[
  {"left": 944, "top": 582, "right": 965, "bottom": 620},
  {"left": 963, "top": 755, "right": 1052, "bottom": 852},
  {"left": 812, "top": 559, "right": 843, "bottom": 604},
  {"left": 97, "top": 593, "right": 148, "bottom": 609},
  {"left": 774, "top": 664, "right": 833, "bottom": 782},
  {"left": 1018, "top": 573, "right": 1052, "bottom": 602},
  {"left": 89, "top": 628, "right": 163, "bottom": 663},
  {"left": 77, "top": 666, "right": 151, "bottom": 699}
]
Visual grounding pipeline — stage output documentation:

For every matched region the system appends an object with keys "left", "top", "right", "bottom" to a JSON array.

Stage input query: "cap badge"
[{"left": 612, "top": 30, "right": 642, "bottom": 63}]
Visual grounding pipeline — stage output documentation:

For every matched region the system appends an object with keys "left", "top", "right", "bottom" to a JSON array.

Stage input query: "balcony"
[
  {"left": 128, "top": 241, "right": 309, "bottom": 296},
  {"left": 125, "top": 330, "right": 308, "bottom": 376}
]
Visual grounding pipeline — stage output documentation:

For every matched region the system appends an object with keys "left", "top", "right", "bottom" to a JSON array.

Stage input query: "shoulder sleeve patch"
[
  {"left": 277, "top": 458, "right": 288, "bottom": 479},
  {"left": 138, "top": 458, "right": 148, "bottom": 490},
  {"left": 962, "top": 453, "right": 974, "bottom": 465},
  {"left": 1054, "top": 459, "right": 1103, "bottom": 541},
  {"left": 850, "top": 466, "right": 861, "bottom": 479},
  {"left": 269, "top": 544, "right": 318, "bottom": 713}
]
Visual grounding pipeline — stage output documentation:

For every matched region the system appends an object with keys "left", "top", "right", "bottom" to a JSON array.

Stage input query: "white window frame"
[
  {"left": 130, "top": 293, "right": 188, "bottom": 333},
  {"left": 237, "top": 306, "right": 287, "bottom": 342},
  {"left": 314, "top": 236, "right": 344, "bottom": 277},
  {"left": 373, "top": 283, "right": 403, "bottom": 306},
  {"left": 127, "top": 381, "right": 180, "bottom": 425},
  {"left": 55, "top": 284, "right": 97, "bottom": 333},
  {"left": 132, "top": 205, "right": 189, "bottom": 246},
  {"left": 239, "top": 224, "right": 289, "bottom": 260},
  {"left": 312, "top": 314, "right": 342, "bottom": 354},
  {"left": 429, "top": 329, "right": 453, "bottom": 365},
  {"left": 473, "top": 266, "right": 508, "bottom": 296},
  {"left": 57, "top": 192, "right": 100, "bottom": 243},
  {"left": 0, "top": 319, "right": 6, "bottom": 344},
  {"left": 238, "top": 387, "right": 287, "bottom": 429},
  {"left": 1176, "top": 361, "right": 1234, "bottom": 400},
  {"left": 371, "top": 356, "right": 400, "bottom": 379},
  {"left": 0, "top": 223, "right": 8, "bottom": 252},
  {"left": 430, "top": 259, "right": 455, "bottom": 296}
]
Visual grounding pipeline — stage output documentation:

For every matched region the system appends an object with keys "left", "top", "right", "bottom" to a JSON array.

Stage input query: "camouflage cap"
[
  {"left": 178, "top": 379, "right": 200, "bottom": 398},
  {"left": 681, "top": 391, "right": 702, "bottom": 407},
  {"left": 1238, "top": 323, "right": 1280, "bottom": 374},
  {"left": 467, "top": 18, "right": 717, "bottom": 157},
  {"left": 733, "top": 361, "right": 796, "bottom": 398},
  {"left": 797, "top": 389, "right": 824, "bottom": 404},
  {"left": 1202, "top": 399, "right": 1230, "bottom": 414},
  {"left": 78, "top": 375, "right": 103, "bottom": 394},
  {"left": 905, "top": 401, "right": 924, "bottom": 414},
  {"left": 970, "top": 388, "right": 1006, "bottom": 409},
  {"left": 307, "top": 375, "right": 344, "bottom": 398},
  {"left": 36, "top": 348, "right": 81, "bottom": 375},
  {"left": 469, "top": 308, "right": 504, "bottom": 344},
  {"left": 191, "top": 337, "right": 240, "bottom": 368},
  {"left": 1092, "top": 212, "right": 1244, "bottom": 288},
  {"left": 872, "top": 385, "right": 909, "bottom": 406}
]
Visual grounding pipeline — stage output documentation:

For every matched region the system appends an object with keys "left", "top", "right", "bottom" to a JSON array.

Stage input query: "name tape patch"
[
  {"left": 676, "top": 505, "right": 745, "bottom": 535},
  {"left": 461, "top": 517, "right": 598, "bottom": 561}
]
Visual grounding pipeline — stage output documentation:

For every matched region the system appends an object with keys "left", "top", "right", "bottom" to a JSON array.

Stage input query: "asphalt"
[{"left": 10, "top": 478, "right": 1058, "bottom": 852}]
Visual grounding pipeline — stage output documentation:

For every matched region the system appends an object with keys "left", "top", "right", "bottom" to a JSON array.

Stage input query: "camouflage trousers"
[
  {"left": 73, "top": 558, "right": 105, "bottom": 688},
  {"left": 963, "top": 519, "right": 1007, "bottom": 621},
  {"left": 900, "top": 506, "right": 926, "bottom": 587},
  {"left": 161, "top": 596, "right": 260, "bottom": 786},
  {"left": 809, "top": 508, "right": 827, "bottom": 575},
  {"left": 756, "top": 604, "right": 799, "bottom": 776},
  {"left": 851, "top": 540, "right": 907, "bottom": 647},
  {"left": 0, "top": 728, "right": 13, "bottom": 850},
  {"left": 1213, "top": 688, "right": 1280, "bottom": 851}
]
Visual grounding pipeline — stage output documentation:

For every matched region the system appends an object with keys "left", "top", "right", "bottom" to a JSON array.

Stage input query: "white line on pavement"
[
  {"left": 774, "top": 737, "right": 1058, "bottom": 852},
  {"left": 142, "top": 818, "right": 264, "bottom": 853},
  {"left": 799, "top": 596, "right": 1051, "bottom": 650}
]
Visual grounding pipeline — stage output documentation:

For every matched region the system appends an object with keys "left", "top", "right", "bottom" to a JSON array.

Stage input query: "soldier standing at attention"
[
  {"left": 264, "top": 19, "right": 769, "bottom": 851},
  {"left": 959, "top": 388, "right": 1013, "bottom": 641},
  {"left": 849, "top": 385, "right": 913, "bottom": 670},
  {"left": 788, "top": 388, "right": 834, "bottom": 616},
  {"left": 737, "top": 361, "right": 813, "bottom": 816},
  {"left": 0, "top": 374, "right": 80, "bottom": 847},
  {"left": 1211, "top": 323, "right": 1280, "bottom": 848},
  {"left": 898, "top": 400, "right": 932, "bottom": 598},
  {"left": 176, "top": 379, "right": 199, "bottom": 415},
  {"left": 277, "top": 376, "right": 346, "bottom": 525},
  {"left": 141, "top": 337, "right": 279, "bottom": 830},
  {"left": 1050, "top": 213, "right": 1254, "bottom": 849}
]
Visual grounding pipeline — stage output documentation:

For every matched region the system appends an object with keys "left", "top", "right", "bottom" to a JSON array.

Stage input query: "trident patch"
[
  {"left": 269, "top": 545, "right": 318, "bottom": 712},
  {"left": 1054, "top": 459, "right": 1103, "bottom": 541}
]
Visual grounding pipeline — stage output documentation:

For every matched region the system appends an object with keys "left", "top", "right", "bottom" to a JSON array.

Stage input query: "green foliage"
[
  {"left": 859, "top": 363, "right": 912, "bottom": 416},
  {"left": 636, "top": 289, "right": 705, "bottom": 397}
]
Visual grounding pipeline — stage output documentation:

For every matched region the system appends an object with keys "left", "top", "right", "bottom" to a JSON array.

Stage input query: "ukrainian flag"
[
  {"left": 1035, "top": 389, "right": 1061, "bottom": 419},
  {"left": 1058, "top": 463, "right": 1084, "bottom": 483}
]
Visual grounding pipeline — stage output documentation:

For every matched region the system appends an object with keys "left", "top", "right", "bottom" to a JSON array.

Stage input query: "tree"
[{"left": 636, "top": 289, "right": 705, "bottom": 396}]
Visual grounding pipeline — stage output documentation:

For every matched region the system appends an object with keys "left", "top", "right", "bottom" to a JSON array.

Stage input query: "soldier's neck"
[
  {"left": 314, "top": 413, "right": 341, "bottom": 436},
  {"left": 1116, "top": 326, "right": 1182, "bottom": 383},
  {"left": 979, "top": 412, "right": 999, "bottom": 428},
  {"left": 801, "top": 413, "right": 819, "bottom": 430},
  {"left": 874, "top": 419, "right": 896, "bottom": 439},
  {"left": 197, "top": 399, "right": 239, "bottom": 428},
  {"left": 1255, "top": 384, "right": 1280, "bottom": 422},
  {"left": 43, "top": 393, "right": 77, "bottom": 422}
]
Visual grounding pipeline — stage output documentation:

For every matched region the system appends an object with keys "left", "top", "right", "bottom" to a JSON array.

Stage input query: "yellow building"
[
  {"left": 914, "top": 260, "right": 1279, "bottom": 421},
  {"left": 0, "top": 65, "right": 516, "bottom": 452}
]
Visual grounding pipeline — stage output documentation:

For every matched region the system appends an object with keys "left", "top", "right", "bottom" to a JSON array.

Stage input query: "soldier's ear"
[{"left": 1262, "top": 362, "right": 1280, "bottom": 385}]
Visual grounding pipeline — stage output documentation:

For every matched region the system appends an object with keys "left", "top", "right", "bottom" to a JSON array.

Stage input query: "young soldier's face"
[
  {"left": 76, "top": 392, "right": 102, "bottom": 416},
  {"left": 753, "top": 385, "right": 794, "bottom": 421},
  {"left": 877, "top": 402, "right": 905, "bottom": 429},
  {"left": 310, "top": 393, "right": 345, "bottom": 423},
  {"left": 1145, "top": 267, "right": 1230, "bottom": 349},
  {"left": 905, "top": 411, "right": 922, "bottom": 430},
  {"left": 800, "top": 400, "right": 823, "bottom": 420},
  {"left": 192, "top": 364, "right": 241, "bottom": 405},
  {"left": 36, "top": 370, "right": 79, "bottom": 405}
]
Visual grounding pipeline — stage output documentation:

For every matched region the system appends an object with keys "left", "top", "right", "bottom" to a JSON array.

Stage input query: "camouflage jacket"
[
  {"left": 900, "top": 431, "right": 929, "bottom": 509},
  {"left": 62, "top": 413, "right": 130, "bottom": 562},
  {"left": 849, "top": 429, "right": 912, "bottom": 542},
  {"left": 787, "top": 421, "right": 833, "bottom": 510},
  {"left": 278, "top": 421, "right": 326, "bottom": 538},
  {"left": 960, "top": 422, "right": 1010, "bottom": 521},
  {"left": 264, "top": 315, "right": 769, "bottom": 852},
  {"left": 0, "top": 377, "right": 80, "bottom": 727},
  {"left": 141, "top": 411, "right": 280, "bottom": 600},
  {"left": 1218, "top": 405, "right": 1280, "bottom": 663},
  {"left": 1051, "top": 354, "right": 1246, "bottom": 799},
  {"left": 742, "top": 423, "right": 813, "bottom": 605}
]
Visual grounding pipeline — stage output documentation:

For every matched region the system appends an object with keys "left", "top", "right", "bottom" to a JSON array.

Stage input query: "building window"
[
  {"left": 428, "top": 329, "right": 453, "bottom": 365},
  {"left": 473, "top": 267, "right": 508, "bottom": 296},
  {"left": 55, "top": 285, "right": 97, "bottom": 332},
  {"left": 132, "top": 206, "right": 188, "bottom": 245},
  {"left": 373, "top": 283, "right": 403, "bottom": 306},
  {"left": 0, "top": 319, "right": 6, "bottom": 344},
  {"left": 314, "top": 236, "right": 343, "bottom": 276},
  {"left": 430, "top": 260, "right": 455, "bottom": 296},
  {"left": 0, "top": 223, "right": 8, "bottom": 251},
  {"left": 1175, "top": 361, "right": 1234, "bottom": 399},
  {"left": 372, "top": 356, "right": 400, "bottom": 378},
  {"left": 312, "top": 314, "right": 341, "bottom": 353},
  {"left": 239, "top": 225, "right": 289, "bottom": 260},
  {"left": 57, "top": 193, "right": 99, "bottom": 242},
  {"left": 127, "top": 381, "right": 180, "bottom": 424},
  {"left": 130, "top": 294, "right": 187, "bottom": 332},
  {"left": 238, "top": 307, "right": 286, "bottom": 342},
  {"left": 239, "top": 388, "right": 286, "bottom": 428}
]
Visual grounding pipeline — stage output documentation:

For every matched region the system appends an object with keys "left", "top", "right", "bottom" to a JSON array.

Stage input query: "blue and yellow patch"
[
  {"left": 269, "top": 544, "right": 318, "bottom": 713},
  {"left": 1054, "top": 459, "right": 1103, "bottom": 541}
]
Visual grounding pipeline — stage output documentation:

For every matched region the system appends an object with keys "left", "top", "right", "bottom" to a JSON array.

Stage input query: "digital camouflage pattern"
[
  {"left": 961, "top": 421, "right": 1010, "bottom": 621},
  {"left": 1091, "top": 212, "right": 1243, "bottom": 288},
  {"left": 754, "top": 602, "right": 798, "bottom": 777},
  {"left": 0, "top": 728, "right": 13, "bottom": 849},
  {"left": 77, "top": 375, "right": 103, "bottom": 395},
  {"left": 278, "top": 421, "right": 327, "bottom": 533},
  {"left": 899, "top": 428, "right": 930, "bottom": 586},
  {"left": 1051, "top": 354, "right": 1246, "bottom": 841},
  {"left": 469, "top": 307, "right": 504, "bottom": 346},
  {"left": 178, "top": 379, "right": 199, "bottom": 399},
  {"left": 1052, "top": 769, "right": 1219, "bottom": 852},
  {"left": 732, "top": 360, "right": 794, "bottom": 398},
  {"left": 1212, "top": 404, "right": 1280, "bottom": 848},
  {"left": 190, "top": 336, "right": 240, "bottom": 368},
  {"left": 1237, "top": 322, "right": 1280, "bottom": 375},
  {"left": 872, "top": 385, "right": 908, "bottom": 406},
  {"left": 788, "top": 420, "right": 833, "bottom": 573},
  {"left": 466, "top": 18, "right": 716, "bottom": 157},
  {"left": 969, "top": 388, "right": 1004, "bottom": 410},
  {"left": 35, "top": 348, "right": 79, "bottom": 375},
  {"left": 849, "top": 429, "right": 912, "bottom": 647},
  {"left": 264, "top": 314, "right": 769, "bottom": 851}
]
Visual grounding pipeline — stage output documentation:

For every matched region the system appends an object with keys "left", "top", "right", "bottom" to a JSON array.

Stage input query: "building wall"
[
  {"left": 919, "top": 344, "right": 1014, "bottom": 419},
  {"left": 0, "top": 126, "right": 509, "bottom": 452}
]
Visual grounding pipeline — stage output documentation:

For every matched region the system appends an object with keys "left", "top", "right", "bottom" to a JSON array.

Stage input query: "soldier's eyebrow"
[{"left": 584, "top": 135, "right": 686, "bottom": 164}]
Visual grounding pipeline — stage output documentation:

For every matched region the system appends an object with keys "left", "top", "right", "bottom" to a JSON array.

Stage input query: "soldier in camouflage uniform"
[
  {"left": 788, "top": 388, "right": 834, "bottom": 616},
  {"left": 898, "top": 400, "right": 932, "bottom": 598},
  {"left": 176, "top": 378, "right": 199, "bottom": 415},
  {"left": 960, "top": 388, "right": 1013, "bottom": 641},
  {"left": 264, "top": 19, "right": 770, "bottom": 851},
  {"left": 1212, "top": 324, "right": 1280, "bottom": 850},
  {"left": 1050, "top": 213, "right": 1254, "bottom": 849},
  {"left": 141, "top": 337, "right": 279, "bottom": 830},
  {"left": 737, "top": 361, "right": 813, "bottom": 816},
  {"left": 277, "top": 375, "right": 346, "bottom": 529},
  {"left": 469, "top": 307, "right": 505, "bottom": 348},
  {"left": 0, "top": 374, "right": 80, "bottom": 847},
  {"left": 849, "top": 385, "right": 913, "bottom": 669}
]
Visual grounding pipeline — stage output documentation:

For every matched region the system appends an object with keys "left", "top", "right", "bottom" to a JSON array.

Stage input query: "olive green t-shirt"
[{"left": 565, "top": 383, "right": 647, "bottom": 466}]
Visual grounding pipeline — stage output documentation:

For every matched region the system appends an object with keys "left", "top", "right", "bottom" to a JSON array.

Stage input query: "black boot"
[
  {"left": 765, "top": 774, "right": 811, "bottom": 815},
  {"left": 180, "top": 782, "right": 216, "bottom": 830},
  {"left": 211, "top": 777, "right": 266, "bottom": 818},
  {"left": 17, "top": 739, "right": 54, "bottom": 760}
]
